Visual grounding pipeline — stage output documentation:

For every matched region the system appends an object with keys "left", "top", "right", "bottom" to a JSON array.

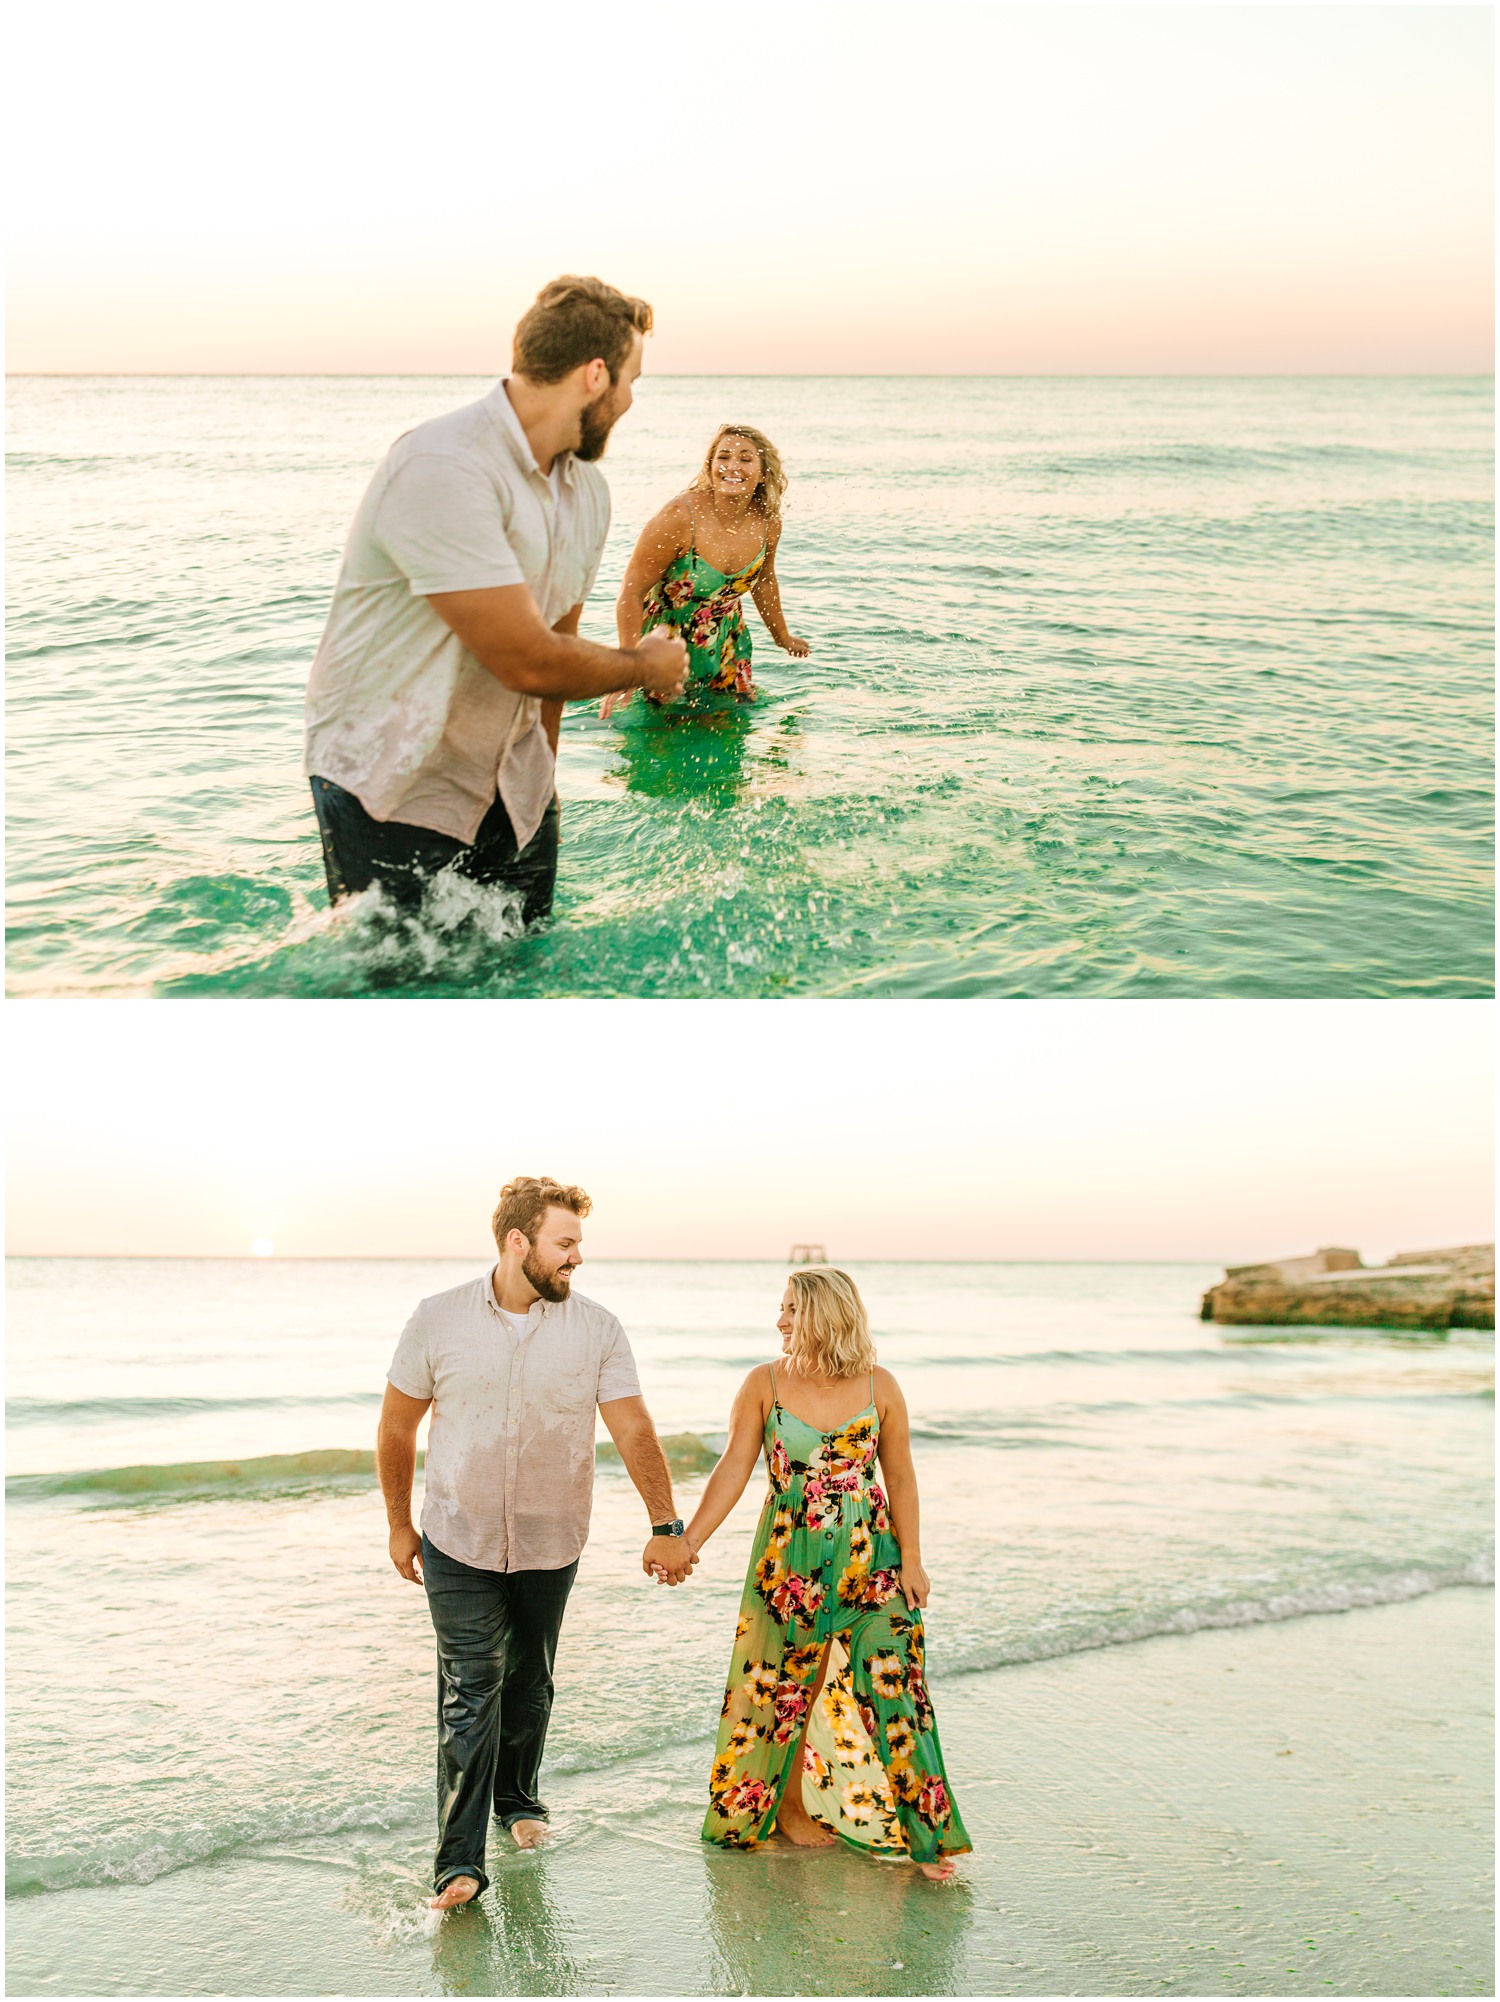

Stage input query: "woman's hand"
[
  {"left": 780, "top": 635, "right": 811, "bottom": 658},
  {"left": 899, "top": 1561, "right": 930, "bottom": 1610},
  {"left": 600, "top": 689, "right": 635, "bottom": 721}
]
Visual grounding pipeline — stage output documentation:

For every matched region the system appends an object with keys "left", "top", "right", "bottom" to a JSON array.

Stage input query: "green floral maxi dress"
[
  {"left": 639, "top": 539, "right": 767, "bottom": 705},
  {"left": 702, "top": 1371, "right": 972, "bottom": 1864}
]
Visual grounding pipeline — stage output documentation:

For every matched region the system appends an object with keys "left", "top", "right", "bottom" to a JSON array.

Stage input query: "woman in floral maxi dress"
[
  {"left": 601, "top": 425, "right": 809, "bottom": 721},
  {"left": 684, "top": 1268, "right": 970, "bottom": 1879}
]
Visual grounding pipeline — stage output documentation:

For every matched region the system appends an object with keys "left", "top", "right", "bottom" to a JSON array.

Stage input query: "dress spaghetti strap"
[
  {"left": 869, "top": 1368, "right": 875, "bottom": 1406},
  {"left": 768, "top": 1360, "right": 778, "bottom": 1406}
]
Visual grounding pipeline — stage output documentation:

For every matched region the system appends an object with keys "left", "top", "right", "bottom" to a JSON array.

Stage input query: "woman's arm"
[
  {"left": 874, "top": 1368, "right": 930, "bottom": 1610},
  {"left": 615, "top": 499, "right": 691, "bottom": 648},
  {"left": 749, "top": 522, "right": 810, "bottom": 657},
  {"left": 603, "top": 500, "right": 692, "bottom": 718},
  {"left": 684, "top": 1366, "right": 774, "bottom": 1553}
]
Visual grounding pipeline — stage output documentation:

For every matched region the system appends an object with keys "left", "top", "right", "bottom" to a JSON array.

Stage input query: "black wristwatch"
[{"left": 651, "top": 1518, "right": 685, "bottom": 1538}]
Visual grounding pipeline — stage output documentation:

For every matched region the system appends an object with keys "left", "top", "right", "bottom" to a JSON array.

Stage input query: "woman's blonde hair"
[
  {"left": 690, "top": 424, "right": 787, "bottom": 522},
  {"left": 783, "top": 1267, "right": 876, "bottom": 1380}
]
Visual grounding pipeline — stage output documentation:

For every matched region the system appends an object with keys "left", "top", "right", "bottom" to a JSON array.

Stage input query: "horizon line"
[
  {"left": 6, "top": 370, "right": 1495, "bottom": 383},
  {"left": 0, "top": 1251, "right": 1401, "bottom": 1266}
]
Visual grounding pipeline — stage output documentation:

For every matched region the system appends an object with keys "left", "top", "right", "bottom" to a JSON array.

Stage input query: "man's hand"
[
  {"left": 390, "top": 1524, "right": 424, "bottom": 1583},
  {"left": 635, "top": 629, "right": 689, "bottom": 701},
  {"left": 643, "top": 1533, "right": 697, "bottom": 1585}
]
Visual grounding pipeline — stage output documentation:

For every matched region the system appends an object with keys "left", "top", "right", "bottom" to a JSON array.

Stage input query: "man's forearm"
[
  {"left": 377, "top": 1427, "right": 418, "bottom": 1530},
  {"left": 493, "top": 628, "right": 648, "bottom": 701},
  {"left": 618, "top": 1423, "right": 677, "bottom": 1524}
]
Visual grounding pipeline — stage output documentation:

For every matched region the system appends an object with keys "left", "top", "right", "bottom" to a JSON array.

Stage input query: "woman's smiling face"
[
  {"left": 777, "top": 1283, "right": 795, "bottom": 1348},
  {"left": 710, "top": 433, "right": 763, "bottom": 501}
]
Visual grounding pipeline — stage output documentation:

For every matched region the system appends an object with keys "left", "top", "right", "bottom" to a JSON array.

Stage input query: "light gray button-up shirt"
[
  {"left": 305, "top": 380, "right": 611, "bottom": 849},
  {"left": 388, "top": 1273, "right": 641, "bottom": 1573}
]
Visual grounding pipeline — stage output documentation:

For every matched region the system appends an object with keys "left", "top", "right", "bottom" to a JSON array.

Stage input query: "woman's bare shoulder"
[{"left": 633, "top": 494, "right": 693, "bottom": 549}]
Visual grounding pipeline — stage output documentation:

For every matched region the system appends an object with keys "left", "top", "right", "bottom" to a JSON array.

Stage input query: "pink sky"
[
  {"left": 6, "top": 1000, "right": 1492, "bottom": 1263},
  {"left": 6, "top": 5, "right": 1492, "bottom": 374}
]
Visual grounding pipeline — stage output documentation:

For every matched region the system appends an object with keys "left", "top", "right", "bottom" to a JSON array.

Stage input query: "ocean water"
[
  {"left": 6, "top": 374, "right": 1493, "bottom": 999},
  {"left": 5, "top": 1256, "right": 1492, "bottom": 1908}
]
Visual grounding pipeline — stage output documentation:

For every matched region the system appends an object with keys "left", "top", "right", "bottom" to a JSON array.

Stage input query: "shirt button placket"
[{"left": 505, "top": 1341, "right": 521, "bottom": 1569}]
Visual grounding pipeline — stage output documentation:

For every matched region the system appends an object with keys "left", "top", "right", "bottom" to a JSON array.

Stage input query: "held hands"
[
  {"left": 899, "top": 1561, "right": 930, "bottom": 1611},
  {"left": 635, "top": 629, "right": 689, "bottom": 700},
  {"left": 603, "top": 631, "right": 687, "bottom": 718},
  {"left": 389, "top": 1525, "right": 424, "bottom": 1584},
  {"left": 643, "top": 1532, "right": 699, "bottom": 1587}
]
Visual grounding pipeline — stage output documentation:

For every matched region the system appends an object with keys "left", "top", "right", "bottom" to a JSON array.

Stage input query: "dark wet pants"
[
  {"left": 308, "top": 777, "right": 559, "bottom": 924},
  {"left": 421, "top": 1535, "right": 577, "bottom": 1896}
]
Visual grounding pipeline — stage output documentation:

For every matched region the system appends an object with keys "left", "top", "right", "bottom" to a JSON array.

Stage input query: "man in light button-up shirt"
[
  {"left": 377, "top": 1176, "right": 693, "bottom": 1909},
  {"left": 305, "top": 276, "right": 688, "bottom": 926}
]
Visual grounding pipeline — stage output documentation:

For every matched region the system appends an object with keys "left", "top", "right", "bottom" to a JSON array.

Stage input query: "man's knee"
[{"left": 438, "top": 1652, "right": 505, "bottom": 1732}]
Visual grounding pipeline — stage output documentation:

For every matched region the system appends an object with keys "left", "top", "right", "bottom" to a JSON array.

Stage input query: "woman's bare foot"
[
  {"left": 510, "top": 1818, "right": 551, "bottom": 1850},
  {"left": 429, "top": 1875, "right": 480, "bottom": 1909},
  {"left": 918, "top": 1858, "right": 957, "bottom": 1881},
  {"left": 775, "top": 1796, "right": 836, "bottom": 1848}
]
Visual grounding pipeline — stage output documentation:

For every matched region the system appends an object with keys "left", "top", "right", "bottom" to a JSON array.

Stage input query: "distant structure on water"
[{"left": 788, "top": 1243, "right": 828, "bottom": 1265}]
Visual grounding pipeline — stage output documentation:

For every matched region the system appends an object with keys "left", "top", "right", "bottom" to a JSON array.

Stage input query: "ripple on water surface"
[{"left": 6, "top": 375, "right": 1493, "bottom": 996}]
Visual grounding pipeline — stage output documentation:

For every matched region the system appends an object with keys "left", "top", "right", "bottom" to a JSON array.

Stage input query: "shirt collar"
[
  {"left": 487, "top": 379, "right": 577, "bottom": 487},
  {"left": 485, "top": 1268, "right": 549, "bottom": 1320}
]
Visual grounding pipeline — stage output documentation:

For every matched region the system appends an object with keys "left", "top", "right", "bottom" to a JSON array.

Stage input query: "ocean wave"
[
  {"left": 942, "top": 1553, "right": 1497, "bottom": 1674},
  {"left": 1034, "top": 441, "right": 1456, "bottom": 480},
  {"left": 4, "top": 1786, "right": 429, "bottom": 1900},
  {"left": 6, "top": 1391, "right": 382, "bottom": 1426},
  {"left": 6, "top": 1448, "right": 390, "bottom": 1503},
  {"left": 7, "top": 1558, "right": 1490, "bottom": 1899},
  {"left": 7, "top": 1432, "right": 724, "bottom": 1506}
]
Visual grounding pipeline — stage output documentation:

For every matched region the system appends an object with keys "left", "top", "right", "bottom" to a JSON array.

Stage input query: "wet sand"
[{"left": 6, "top": 1588, "right": 1491, "bottom": 1997}]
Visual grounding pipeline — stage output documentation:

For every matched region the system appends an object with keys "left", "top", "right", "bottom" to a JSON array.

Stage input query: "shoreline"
[{"left": 6, "top": 1586, "right": 1491, "bottom": 1998}]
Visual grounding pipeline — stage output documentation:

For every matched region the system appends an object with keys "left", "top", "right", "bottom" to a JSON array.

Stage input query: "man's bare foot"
[
  {"left": 509, "top": 1818, "right": 551, "bottom": 1849},
  {"left": 918, "top": 1858, "right": 957, "bottom": 1881},
  {"left": 428, "top": 1875, "right": 480, "bottom": 1909},
  {"left": 775, "top": 1797, "right": 836, "bottom": 1848}
]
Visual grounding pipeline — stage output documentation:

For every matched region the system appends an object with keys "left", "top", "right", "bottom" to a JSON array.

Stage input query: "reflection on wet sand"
[
  {"left": 702, "top": 1840, "right": 974, "bottom": 1995},
  {"left": 426, "top": 1850, "right": 587, "bottom": 1995}
]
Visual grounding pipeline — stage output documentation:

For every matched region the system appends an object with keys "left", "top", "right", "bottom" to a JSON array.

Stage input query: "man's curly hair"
[{"left": 491, "top": 1176, "right": 592, "bottom": 1251}]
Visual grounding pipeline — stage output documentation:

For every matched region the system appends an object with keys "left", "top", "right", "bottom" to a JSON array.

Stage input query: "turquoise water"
[
  {"left": 6, "top": 1256, "right": 1492, "bottom": 1903},
  {"left": 6, "top": 376, "right": 1492, "bottom": 998}
]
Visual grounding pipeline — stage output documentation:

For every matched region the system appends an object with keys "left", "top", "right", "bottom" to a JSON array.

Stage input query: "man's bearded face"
[
  {"left": 575, "top": 381, "right": 623, "bottom": 462},
  {"left": 523, "top": 1244, "right": 575, "bottom": 1302}
]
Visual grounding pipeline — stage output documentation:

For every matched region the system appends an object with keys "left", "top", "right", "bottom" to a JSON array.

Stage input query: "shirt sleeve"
[
  {"left": 595, "top": 1314, "right": 642, "bottom": 1404},
  {"left": 387, "top": 1304, "right": 435, "bottom": 1401},
  {"left": 375, "top": 451, "right": 527, "bottom": 596}
]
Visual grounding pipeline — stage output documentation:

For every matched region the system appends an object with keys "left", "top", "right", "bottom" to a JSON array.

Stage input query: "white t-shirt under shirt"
[
  {"left": 304, "top": 380, "right": 611, "bottom": 851},
  {"left": 388, "top": 1273, "right": 641, "bottom": 1573}
]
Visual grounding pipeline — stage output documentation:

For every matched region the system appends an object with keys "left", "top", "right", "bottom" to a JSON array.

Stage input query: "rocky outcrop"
[{"left": 1200, "top": 1244, "right": 1494, "bottom": 1333}]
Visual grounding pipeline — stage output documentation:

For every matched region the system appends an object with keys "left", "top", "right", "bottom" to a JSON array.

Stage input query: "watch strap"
[{"left": 651, "top": 1518, "right": 685, "bottom": 1538}]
